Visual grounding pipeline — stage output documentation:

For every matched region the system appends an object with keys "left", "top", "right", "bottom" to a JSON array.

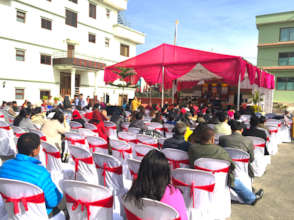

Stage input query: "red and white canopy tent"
[{"left": 104, "top": 43, "right": 275, "bottom": 111}]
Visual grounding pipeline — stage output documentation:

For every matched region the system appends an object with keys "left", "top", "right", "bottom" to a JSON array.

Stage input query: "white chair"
[
  {"left": 134, "top": 144, "right": 157, "bottom": 161},
  {"left": 0, "top": 112, "right": 5, "bottom": 122},
  {"left": 65, "top": 132, "right": 87, "bottom": 148},
  {"left": 109, "top": 139, "right": 132, "bottom": 162},
  {"left": 224, "top": 148, "right": 252, "bottom": 203},
  {"left": 0, "top": 129, "right": 16, "bottom": 157},
  {"left": 84, "top": 123, "right": 99, "bottom": 134},
  {"left": 127, "top": 127, "right": 141, "bottom": 134},
  {"left": 86, "top": 136, "right": 108, "bottom": 154},
  {"left": 194, "top": 158, "right": 231, "bottom": 220},
  {"left": 214, "top": 133, "right": 225, "bottom": 145},
  {"left": 148, "top": 122, "right": 164, "bottom": 136},
  {"left": 172, "top": 168, "right": 216, "bottom": 220},
  {"left": 68, "top": 145, "right": 98, "bottom": 185},
  {"left": 246, "top": 136, "right": 268, "bottom": 177},
  {"left": 63, "top": 180, "right": 113, "bottom": 220},
  {"left": 123, "top": 198, "right": 180, "bottom": 220},
  {"left": 137, "top": 134, "right": 158, "bottom": 148},
  {"left": 126, "top": 158, "right": 141, "bottom": 181},
  {"left": 266, "top": 126, "right": 279, "bottom": 155},
  {"left": 164, "top": 123, "right": 174, "bottom": 133},
  {"left": 104, "top": 121, "right": 117, "bottom": 139},
  {"left": 79, "top": 128, "right": 98, "bottom": 138},
  {"left": 7, "top": 114, "right": 15, "bottom": 124},
  {"left": 0, "top": 194, "right": 8, "bottom": 220},
  {"left": 161, "top": 148, "right": 189, "bottom": 170},
  {"left": 0, "top": 178, "right": 65, "bottom": 220},
  {"left": 118, "top": 132, "right": 138, "bottom": 156},
  {"left": 158, "top": 137, "right": 167, "bottom": 149},
  {"left": 11, "top": 126, "right": 26, "bottom": 138},
  {"left": 279, "top": 123, "right": 291, "bottom": 143},
  {"left": 70, "top": 121, "right": 83, "bottom": 131},
  {"left": 121, "top": 122, "right": 130, "bottom": 132}
]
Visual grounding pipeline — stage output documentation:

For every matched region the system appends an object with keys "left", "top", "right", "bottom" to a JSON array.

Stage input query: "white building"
[{"left": 0, "top": 0, "right": 145, "bottom": 105}]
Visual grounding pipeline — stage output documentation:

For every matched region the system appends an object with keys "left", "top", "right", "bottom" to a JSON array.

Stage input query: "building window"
[
  {"left": 89, "top": 3, "right": 96, "bottom": 19},
  {"left": 69, "top": 0, "right": 77, "bottom": 3},
  {"left": 105, "top": 38, "right": 110, "bottom": 47},
  {"left": 15, "top": 88, "right": 24, "bottom": 100},
  {"left": 41, "top": 18, "right": 52, "bottom": 30},
  {"left": 40, "top": 90, "right": 50, "bottom": 100},
  {"left": 88, "top": 33, "right": 96, "bottom": 43},
  {"left": 280, "top": 27, "right": 294, "bottom": 42},
  {"left": 16, "top": 49, "right": 25, "bottom": 61},
  {"left": 106, "top": 8, "right": 110, "bottom": 18},
  {"left": 120, "top": 44, "right": 129, "bottom": 57},
  {"left": 65, "top": 9, "right": 77, "bottom": 27},
  {"left": 40, "top": 54, "right": 51, "bottom": 65},
  {"left": 277, "top": 77, "right": 294, "bottom": 90},
  {"left": 16, "top": 10, "right": 26, "bottom": 23},
  {"left": 278, "top": 52, "right": 294, "bottom": 66}
]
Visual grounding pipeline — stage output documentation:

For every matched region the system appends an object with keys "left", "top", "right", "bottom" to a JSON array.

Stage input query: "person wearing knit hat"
[{"left": 71, "top": 109, "right": 85, "bottom": 128}]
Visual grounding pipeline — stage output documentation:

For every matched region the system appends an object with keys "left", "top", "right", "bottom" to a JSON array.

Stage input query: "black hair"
[
  {"left": 217, "top": 112, "right": 227, "bottom": 123},
  {"left": 51, "top": 110, "right": 64, "bottom": 123},
  {"left": 174, "top": 121, "right": 186, "bottom": 135},
  {"left": 13, "top": 108, "right": 31, "bottom": 126},
  {"left": 188, "top": 123, "right": 207, "bottom": 144},
  {"left": 125, "top": 150, "right": 171, "bottom": 208},
  {"left": 199, "top": 126, "right": 215, "bottom": 144},
  {"left": 136, "top": 112, "right": 144, "bottom": 120},
  {"left": 250, "top": 116, "right": 259, "bottom": 128},
  {"left": 17, "top": 133, "right": 40, "bottom": 155},
  {"left": 234, "top": 111, "right": 241, "bottom": 120},
  {"left": 32, "top": 107, "right": 42, "bottom": 115},
  {"left": 259, "top": 116, "right": 266, "bottom": 124},
  {"left": 230, "top": 120, "right": 243, "bottom": 131}
]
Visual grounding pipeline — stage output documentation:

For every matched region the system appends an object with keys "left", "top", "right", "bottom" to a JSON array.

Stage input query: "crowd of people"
[{"left": 0, "top": 94, "right": 291, "bottom": 219}]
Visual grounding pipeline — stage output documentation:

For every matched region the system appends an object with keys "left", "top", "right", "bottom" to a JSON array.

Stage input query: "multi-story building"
[
  {"left": 256, "top": 11, "right": 294, "bottom": 104},
  {"left": 0, "top": 0, "right": 145, "bottom": 105}
]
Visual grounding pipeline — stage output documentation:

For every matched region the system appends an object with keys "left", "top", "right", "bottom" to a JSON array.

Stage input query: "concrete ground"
[{"left": 230, "top": 142, "right": 294, "bottom": 220}]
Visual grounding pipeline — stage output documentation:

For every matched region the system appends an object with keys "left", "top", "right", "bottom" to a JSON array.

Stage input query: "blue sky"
[{"left": 123, "top": 0, "right": 293, "bottom": 64}]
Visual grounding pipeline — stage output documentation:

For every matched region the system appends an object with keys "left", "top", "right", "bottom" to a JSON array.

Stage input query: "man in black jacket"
[{"left": 162, "top": 121, "right": 190, "bottom": 152}]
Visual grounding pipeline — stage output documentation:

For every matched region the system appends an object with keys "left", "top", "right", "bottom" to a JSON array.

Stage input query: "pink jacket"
[{"left": 160, "top": 185, "right": 188, "bottom": 220}]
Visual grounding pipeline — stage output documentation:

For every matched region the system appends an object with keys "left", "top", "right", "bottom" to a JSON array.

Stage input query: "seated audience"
[
  {"left": 71, "top": 109, "right": 86, "bottom": 128},
  {"left": 110, "top": 108, "right": 124, "bottom": 132},
  {"left": 243, "top": 117, "right": 269, "bottom": 155},
  {"left": 13, "top": 108, "right": 35, "bottom": 130},
  {"left": 41, "top": 110, "right": 70, "bottom": 151},
  {"left": 0, "top": 133, "right": 63, "bottom": 215},
  {"left": 151, "top": 112, "right": 164, "bottom": 124},
  {"left": 214, "top": 112, "right": 232, "bottom": 135},
  {"left": 89, "top": 110, "right": 107, "bottom": 141},
  {"left": 31, "top": 107, "right": 47, "bottom": 129},
  {"left": 8, "top": 101, "right": 18, "bottom": 116},
  {"left": 188, "top": 126, "right": 263, "bottom": 205},
  {"left": 129, "top": 112, "right": 147, "bottom": 130},
  {"left": 163, "top": 121, "right": 190, "bottom": 152},
  {"left": 125, "top": 150, "right": 188, "bottom": 220}
]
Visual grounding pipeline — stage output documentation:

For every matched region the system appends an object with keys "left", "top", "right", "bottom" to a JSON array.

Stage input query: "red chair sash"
[
  {"left": 0, "top": 126, "right": 10, "bottom": 130},
  {"left": 124, "top": 207, "right": 180, "bottom": 220},
  {"left": 155, "top": 127, "right": 164, "bottom": 131},
  {"left": 172, "top": 177, "right": 215, "bottom": 208},
  {"left": 71, "top": 125, "right": 83, "bottom": 130},
  {"left": 72, "top": 155, "right": 94, "bottom": 179},
  {"left": 168, "top": 159, "right": 189, "bottom": 169},
  {"left": 95, "top": 163, "right": 122, "bottom": 186},
  {"left": 0, "top": 192, "right": 45, "bottom": 215},
  {"left": 119, "top": 137, "right": 138, "bottom": 144},
  {"left": 0, "top": 115, "right": 4, "bottom": 118},
  {"left": 88, "top": 143, "right": 108, "bottom": 152},
  {"left": 232, "top": 158, "right": 249, "bottom": 163},
  {"left": 129, "top": 169, "right": 138, "bottom": 180},
  {"left": 66, "top": 137, "right": 86, "bottom": 145},
  {"left": 137, "top": 140, "right": 158, "bottom": 148},
  {"left": 15, "top": 132, "right": 25, "bottom": 138},
  {"left": 65, "top": 194, "right": 113, "bottom": 220},
  {"left": 194, "top": 165, "right": 230, "bottom": 174},
  {"left": 40, "top": 136, "right": 47, "bottom": 141},
  {"left": 43, "top": 148, "right": 61, "bottom": 168},
  {"left": 135, "top": 151, "right": 145, "bottom": 158},
  {"left": 255, "top": 143, "right": 265, "bottom": 148},
  {"left": 111, "top": 147, "right": 132, "bottom": 159},
  {"left": 269, "top": 129, "right": 278, "bottom": 134}
]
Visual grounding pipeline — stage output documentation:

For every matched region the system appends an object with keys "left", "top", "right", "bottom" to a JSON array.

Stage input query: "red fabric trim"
[
  {"left": 42, "top": 148, "right": 61, "bottom": 168},
  {"left": 137, "top": 140, "right": 158, "bottom": 148},
  {"left": 66, "top": 137, "right": 86, "bottom": 145},
  {"left": 232, "top": 158, "right": 249, "bottom": 163},
  {"left": 119, "top": 137, "right": 138, "bottom": 144},
  {"left": 0, "top": 126, "right": 10, "bottom": 130},
  {"left": 72, "top": 155, "right": 93, "bottom": 179},
  {"left": 167, "top": 159, "right": 189, "bottom": 169},
  {"left": 95, "top": 163, "right": 122, "bottom": 186},
  {"left": 111, "top": 147, "right": 132, "bottom": 159},
  {"left": 88, "top": 143, "right": 108, "bottom": 152},
  {"left": 194, "top": 165, "right": 229, "bottom": 174}
]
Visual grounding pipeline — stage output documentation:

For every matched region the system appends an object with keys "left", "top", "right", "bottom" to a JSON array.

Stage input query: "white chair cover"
[
  {"left": 65, "top": 132, "right": 87, "bottom": 148},
  {"left": 0, "top": 194, "right": 8, "bottom": 219},
  {"left": 104, "top": 121, "right": 117, "bottom": 139},
  {"left": 0, "top": 178, "right": 48, "bottom": 220},
  {"left": 41, "top": 142, "right": 64, "bottom": 191},
  {"left": 194, "top": 158, "right": 231, "bottom": 220},
  {"left": 63, "top": 180, "right": 113, "bottom": 220},
  {"left": 137, "top": 134, "right": 158, "bottom": 148},
  {"left": 7, "top": 114, "right": 15, "bottom": 124},
  {"left": 161, "top": 148, "right": 189, "bottom": 170},
  {"left": 134, "top": 144, "right": 157, "bottom": 161},
  {"left": 86, "top": 136, "right": 108, "bottom": 154},
  {"left": 28, "top": 129, "right": 47, "bottom": 142},
  {"left": 118, "top": 132, "right": 137, "bottom": 157},
  {"left": 68, "top": 145, "right": 98, "bottom": 185},
  {"left": 123, "top": 198, "right": 180, "bottom": 220},
  {"left": 214, "top": 133, "right": 225, "bottom": 145},
  {"left": 78, "top": 128, "right": 98, "bottom": 138},
  {"left": 70, "top": 121, "right": 83, "bottom": 131},
  {"left": 265, "top": 119, "right": 282, "bottom": 144},
  {"left": 279, "top": 123, "right": 291, "bottom": 143},
  {"left": 158, "top": 137, "right": 167, "bottom": 149},
  {"left": 121, "top": 122, "right": 130, "bottom": 132},
  {"left": 126, "top": 158, "right": 141, "bottom": 181},
  {"left": 127, "top": 127, "right": 141, "bottom": 134},
  {"left": 0, "top": 129, "right": 16, "bottom": 156},
  {"left": 163, "top": 123, "right": 174, "bottom": 132},
  {"left": 0, "top": 112, "right": 5, "bottom": 122},
  {"left": 109, "top": 139, "right": 132, "bottom": 163},
  {"left": 172, "top": 168, "right": 215, "bottom": 220},
  {"left": 240, "top": 114, "right": 251, "bottom": 124},
  {"left": 84, "top": 123, "right": 99, "bottom": 134},
  {"left": 147, "top": 122, "right": 164, "bottom": 136},
  {"left": 246, "top": 136, "right": 268, "bottom": 177},
  {"left": 165, "top": 132, "right": 174, "bottom": 138},
  {"left": 266, "top": 125, "right": 279, "bottom": 155},
  {"left": 224, "top": 148, "right": 252, "bottom": 203},
  {"left": 11, "top": 126, "right": 26, "bottom": 138}
]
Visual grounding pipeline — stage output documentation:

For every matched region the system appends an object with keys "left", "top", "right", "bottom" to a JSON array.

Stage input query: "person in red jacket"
[{"left": 88, "top": 110, "right": 107, "bottom": 141}]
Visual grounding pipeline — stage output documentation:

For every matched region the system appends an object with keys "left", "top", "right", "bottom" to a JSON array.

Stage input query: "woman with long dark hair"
[
  {"left": 13, "top": 108, "right": 35, "bottom": 130},
  {"left": 125, "top": 150, "right": 188, "bottom": 220}
]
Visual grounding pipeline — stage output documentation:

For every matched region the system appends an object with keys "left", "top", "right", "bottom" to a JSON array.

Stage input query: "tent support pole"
[
  {"left": 161, "top": 66, "right": 165, "bottom": 107},
  {"left": 237, "top": 73, "right": 241, "bottom": 111},
  {"left": 172, "top": 80, "right": 175, "bottom": 104}
]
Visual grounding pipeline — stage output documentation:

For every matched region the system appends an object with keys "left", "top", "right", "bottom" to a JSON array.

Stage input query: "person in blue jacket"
[{"left": 0, "top": 133, "right": 63, "bottom": 216}]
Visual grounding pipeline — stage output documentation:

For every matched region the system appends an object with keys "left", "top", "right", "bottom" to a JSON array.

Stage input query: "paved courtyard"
[{"left": 230, "top": 142, "right": 294, "bottom": 220}]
